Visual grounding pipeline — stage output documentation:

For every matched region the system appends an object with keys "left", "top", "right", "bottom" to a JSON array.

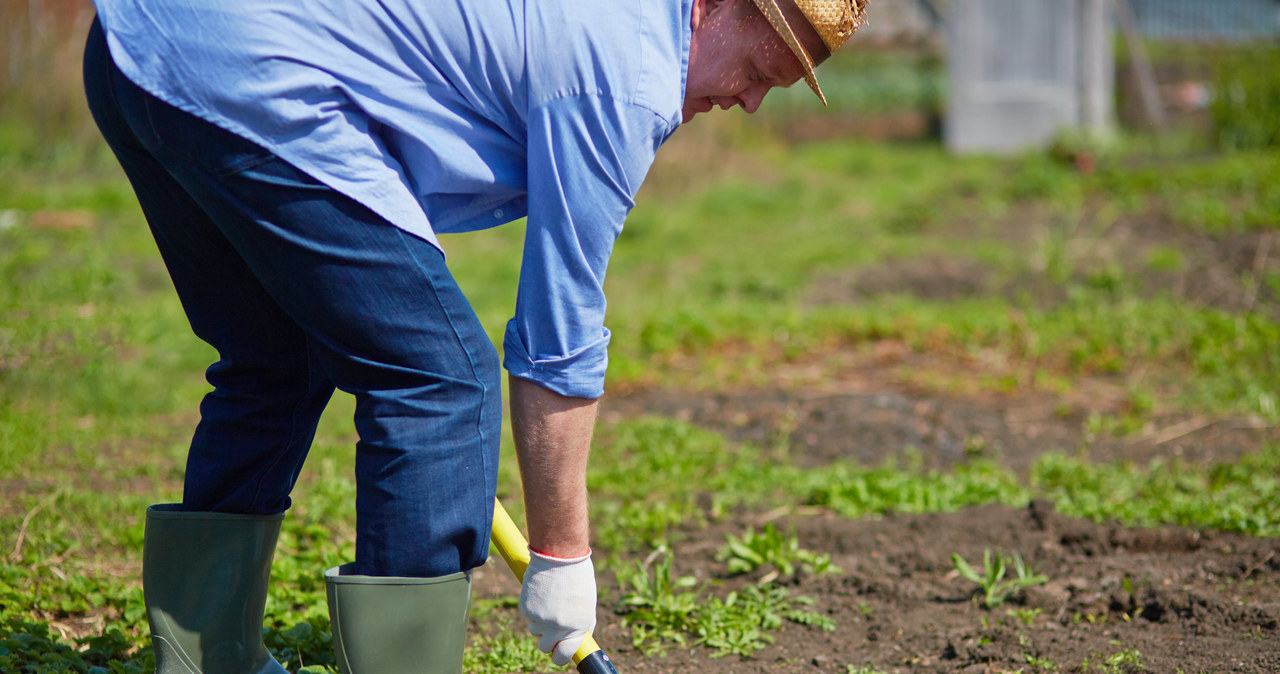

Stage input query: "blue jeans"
[{"left": 83, "top": 20, "right": 500, "bottom": 578}]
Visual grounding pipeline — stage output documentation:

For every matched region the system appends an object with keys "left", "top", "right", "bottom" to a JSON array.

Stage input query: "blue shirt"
[{"left": 94, "top": 0, "right": 694, "bottom": 398}]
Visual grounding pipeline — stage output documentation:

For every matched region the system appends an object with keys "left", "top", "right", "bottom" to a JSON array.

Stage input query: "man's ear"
[{"left": 692, "top": 0, "right": 733, "bottom": 29}]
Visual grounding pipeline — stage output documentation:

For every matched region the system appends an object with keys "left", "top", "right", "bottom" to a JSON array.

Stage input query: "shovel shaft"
[{"left": 491, "top": 498, "right": 619, "bottom": 674}]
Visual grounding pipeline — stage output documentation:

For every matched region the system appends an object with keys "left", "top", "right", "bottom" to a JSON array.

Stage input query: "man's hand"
[{"left": 519, "top": 548, "right": 597, "bottom": 665}]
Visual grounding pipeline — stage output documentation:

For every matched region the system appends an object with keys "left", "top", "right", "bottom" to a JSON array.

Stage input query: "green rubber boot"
[
  {"left": 143, "top": 504, "right": 287, "bottom": 674},
  {"left": 324, "top": 564, "right": 472, "bottom": 674}
]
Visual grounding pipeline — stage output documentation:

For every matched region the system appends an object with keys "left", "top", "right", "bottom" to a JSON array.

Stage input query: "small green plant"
[
  {"left": 695, "top": 586, "right": 786, "bottom": 658},
  {"left": 618, "top": 549, "right": 702, "bottom": 654},
  {"left": 262, "top": 620, "right": 334, "bottom": 672},
  {"left": 715, "top": 522, "right": 841, "bottom": 579},
  {"left": 951, "top": 548, "right": 1049, "bottom": 608},
  {"left": 1106, "top": 649, "right": 1143, "bottom": 668},
  {"left": 463, "top": 633, "right": 548, "bottom": 674},
  {"left": 1082, "top": 648, "right": 1143, "bottom": 673},
  {"left": 1008, "top": 607, "right": 1044, "bottom": 626},
  {"left": 1024, "top": 653, "right": 1059, "bottom": 670},
  {"left": 619, "top": 549, "right": 834, "bottom": 658}
]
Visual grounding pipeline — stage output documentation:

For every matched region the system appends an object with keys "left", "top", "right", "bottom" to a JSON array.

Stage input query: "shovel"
[{"left": 491, "top": 498, "right": 620, "bottom": 674}]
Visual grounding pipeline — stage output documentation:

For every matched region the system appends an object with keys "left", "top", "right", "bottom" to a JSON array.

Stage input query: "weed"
[
  {"left": 1024, "top": 653, "right": 1059, "bottom": 670},
  {"left": 1107, "top": 649, "right": 1143, "bottom": 668},
  {"left": 715, "top": 522, "right": 841, "bottom": 580},
  {"left": 697, "top": 585, "right": 834, "bottom": 658},
  {"left": 952, "top": 549, "right": 1049, "bottom": 609},
  {"left": 1033, "top": 447, "right": 1280, "bottom": 536},
  {"left": 618, "top": 550, "right": 702, "bottom": 654},
  {"left": 1082, "top": 648, "right": 1143, "bottom": 673},
  {"left": 463, "top": 633, "right": 548, "bottom": 674},
  {"left": 617, "top": 549, "right": 833, "bottom": 658},
  {"left": 1008, "top": 607, "right": 1044, "bottom": 626},
  {"left": 262, "top": 620, "right": 334, "bottom": 673}
]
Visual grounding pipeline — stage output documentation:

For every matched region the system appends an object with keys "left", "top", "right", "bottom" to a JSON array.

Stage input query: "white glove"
[{"left": 519, "top": 547, "right": 597, "bottom": 666}]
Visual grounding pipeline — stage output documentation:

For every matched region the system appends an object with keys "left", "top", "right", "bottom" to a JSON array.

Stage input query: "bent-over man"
[{"left": 82, "top": 0, "right": 868, "bottom": 671}]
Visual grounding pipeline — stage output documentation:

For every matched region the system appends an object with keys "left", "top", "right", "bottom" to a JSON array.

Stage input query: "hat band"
[{"left": 748, "top": 0, "right": 827, "bottom": 105}]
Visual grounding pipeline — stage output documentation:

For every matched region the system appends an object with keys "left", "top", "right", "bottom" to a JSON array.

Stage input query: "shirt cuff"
[{"left": 502, "top": 319, "right": 610, "bottom": 399}]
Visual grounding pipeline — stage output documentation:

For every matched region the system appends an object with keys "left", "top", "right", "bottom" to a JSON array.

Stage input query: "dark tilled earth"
[{"left": 470, "top": 378, "right": 1279, "bottom": 674}]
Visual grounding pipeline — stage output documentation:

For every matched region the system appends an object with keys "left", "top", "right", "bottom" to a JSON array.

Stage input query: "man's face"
[{"left": 682, "top": 0, "right": 825, "bottom": 122}]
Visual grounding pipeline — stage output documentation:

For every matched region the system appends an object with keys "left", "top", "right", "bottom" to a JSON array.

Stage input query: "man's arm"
[
  {"left": 509, "top": 374, "right": 596, "bottom": 556},
  {"left": 509, "top": 374, "right": 599, "bottom": 665}
]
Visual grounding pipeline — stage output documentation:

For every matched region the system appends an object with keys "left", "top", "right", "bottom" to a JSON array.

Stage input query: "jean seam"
[{"left": 393, "top": 228, "right": 495, "bottom": 520}]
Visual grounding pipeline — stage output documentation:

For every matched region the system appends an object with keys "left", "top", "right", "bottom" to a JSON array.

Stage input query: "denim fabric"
[{"left": 84, "top": 20, "right": 500, "bottom": 578}]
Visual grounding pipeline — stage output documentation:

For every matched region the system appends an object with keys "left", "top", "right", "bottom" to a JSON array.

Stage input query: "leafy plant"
[
  {"left": 618, "top": 549, "right": 834, "bottom": 658},
  {"left": 463, "top": 633, "right": 548, "bottom": 674},
  {"left": 1008, "top": 607, "right": 1044, "bottom": 626},
  {"left": 0, "top": 617, "right": 150, "bottom": 674},
  {"left": 262, "top": 620, "right": 334, "bottom": 672},
  {"left": 1024, "top": 653, "right": 1059, "bottom": 670},
  {"left": 618, "top": 550, "right": 702, "bottom": 654},
  {"left": 951, "top": 548, "right": 1048, "bottom": 608},
  {"left": 715, "top": 522, "right": 841, "bottom": 580},
  {"left": 697, "top": 585, "right": 835, "bottom": 658},
  {"left": 1082, "top": 648, "right": 1143, "bottom": 673}
]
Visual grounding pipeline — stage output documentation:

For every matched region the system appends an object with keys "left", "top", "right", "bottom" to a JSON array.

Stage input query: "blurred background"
[{"left": 2, "top": 0, "right": 1278, "bottom": 169}]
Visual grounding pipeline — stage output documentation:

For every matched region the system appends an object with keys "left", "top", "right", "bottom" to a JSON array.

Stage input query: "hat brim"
[{"left": 749, "top": 0, "right": 826, "bottom": 105}]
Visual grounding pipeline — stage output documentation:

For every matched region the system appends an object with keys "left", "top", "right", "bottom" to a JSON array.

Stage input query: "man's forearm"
[{"left": 508, "top": 375, "right": 598, "bottom": 558}]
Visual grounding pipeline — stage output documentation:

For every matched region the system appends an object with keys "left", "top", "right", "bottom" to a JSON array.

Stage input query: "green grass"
[{"left": 2, "top": 119, "right": 1278, "bottom": 671}]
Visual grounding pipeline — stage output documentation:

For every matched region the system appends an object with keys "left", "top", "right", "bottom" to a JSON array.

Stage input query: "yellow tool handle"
[{"left": 491, "top": 498, "right": 608, "bottom": 667}]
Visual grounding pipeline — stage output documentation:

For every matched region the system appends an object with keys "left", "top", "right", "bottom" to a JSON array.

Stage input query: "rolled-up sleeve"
[{"left": 502, "top": 93, "right": 670, "bottom": 398}]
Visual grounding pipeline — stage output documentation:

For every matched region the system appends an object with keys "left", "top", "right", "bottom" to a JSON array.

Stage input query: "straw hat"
[{"left": 749, "top": 0, "right": 868, "bottom": 105}]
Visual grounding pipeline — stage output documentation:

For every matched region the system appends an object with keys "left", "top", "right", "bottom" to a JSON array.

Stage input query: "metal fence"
[
  {"left": 856, "top": 0, "right": 1280, "bottom": 44},
  {"left": 1128, "top": 0, "right": 1280, "bottom": 42}
]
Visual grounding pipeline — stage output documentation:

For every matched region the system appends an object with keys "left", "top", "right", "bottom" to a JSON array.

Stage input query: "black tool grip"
[{"left": 576, "top": 649, "right": 620, "bottom": 674}]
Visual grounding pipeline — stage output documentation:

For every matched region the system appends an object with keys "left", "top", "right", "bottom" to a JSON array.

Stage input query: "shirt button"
[{"left": 493, "top": 209, "right": 504, "bottom": 219}]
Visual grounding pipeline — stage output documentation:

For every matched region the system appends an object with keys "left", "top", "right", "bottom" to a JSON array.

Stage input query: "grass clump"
[
  {"left": 617, "top": 550, "right": 833, "bottom": 659},
  {"left": 951, "top": 548, "right": 1049, "bottom": 609},
  {"left": 1034, "top": 447, "right": 1280, "bottom": 537},
  {"left": 462, "top": 633, "right": 548, "bottom": 674},
  {"left": 802, "top": 457, "right": 1030, "bottom": 518},
  {"left": 716, "top": 522, "right": 841, "bottom": 580}
]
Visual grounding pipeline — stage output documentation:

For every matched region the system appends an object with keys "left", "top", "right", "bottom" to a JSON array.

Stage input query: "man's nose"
[{"left": 739, "top": 84, "right": 771, "bottom": 114}]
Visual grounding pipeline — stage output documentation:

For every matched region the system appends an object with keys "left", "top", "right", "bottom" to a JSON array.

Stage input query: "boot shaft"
[
  {"left": 143, "top": 504, "right": 286, "bottom": 674},
  {"left": 325, "top": 564, "right": 472, "bottom": 674}
]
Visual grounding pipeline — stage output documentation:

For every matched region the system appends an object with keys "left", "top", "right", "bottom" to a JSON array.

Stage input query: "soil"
[
  {"left": 473, "top": 378, "right": 1279, "bottom": 674},
  {"left": 473, "top": 371, "right": 1280, "bottom": 673},
  {"left": 478, "top": 374, "right": 1279, "bottom": 673},
  {"left": 469, "top": 205, "right": 1279, "bottom": 672}
]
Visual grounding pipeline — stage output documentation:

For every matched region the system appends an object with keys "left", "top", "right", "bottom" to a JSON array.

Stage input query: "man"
[{"left": 82, "top": 0, "right": 867, "bottom": 671}]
